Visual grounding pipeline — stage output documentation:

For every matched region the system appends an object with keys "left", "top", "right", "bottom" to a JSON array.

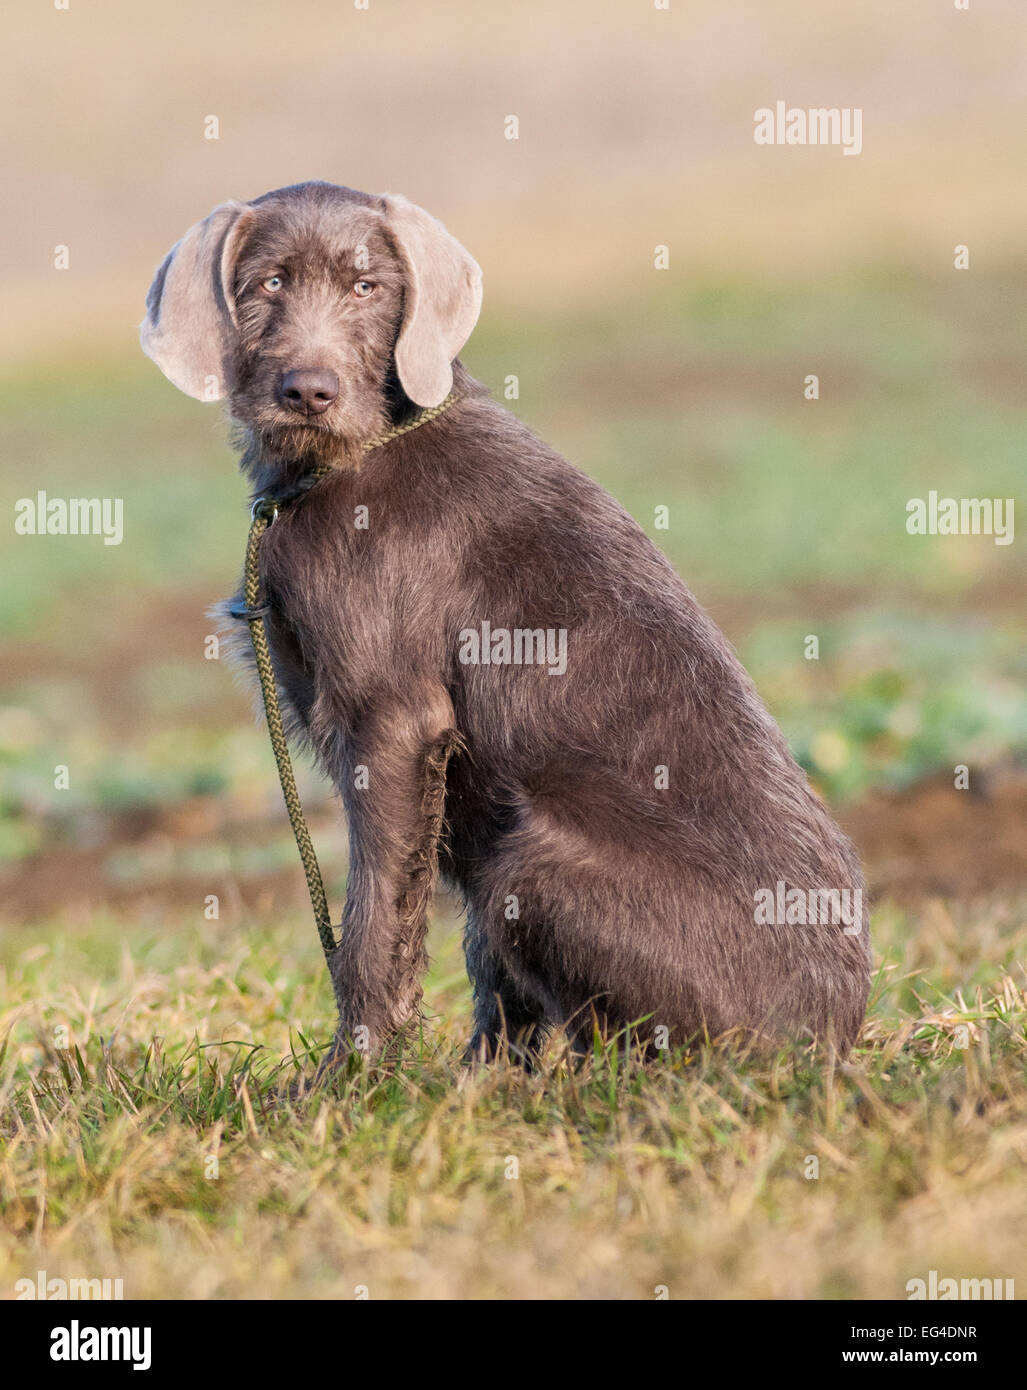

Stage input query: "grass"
[{"left": 1, "top": 895, "right": 1025, "bottom": 1300}]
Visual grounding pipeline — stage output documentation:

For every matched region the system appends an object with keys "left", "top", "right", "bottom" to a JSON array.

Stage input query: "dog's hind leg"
[{"left": 463, "top": 916, "right": 548, "bottom": 1066}]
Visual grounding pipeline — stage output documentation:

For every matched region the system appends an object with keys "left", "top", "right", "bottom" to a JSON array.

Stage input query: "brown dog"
[{"left": 141, "top": 181, "right": 871, "bottom": 1062}]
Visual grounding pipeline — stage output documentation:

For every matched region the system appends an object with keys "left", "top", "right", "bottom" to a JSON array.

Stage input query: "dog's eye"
[
  {"left": 352, "top": 280, "right": 376, "bottom": 298},
  {"left": 261, "top": 274, "right": 284, "bottom": 294}
]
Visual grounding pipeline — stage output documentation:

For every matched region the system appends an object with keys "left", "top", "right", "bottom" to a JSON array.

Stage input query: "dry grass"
[{"left": 1, "top": 894, "right": 1025, "bottom": 1300}]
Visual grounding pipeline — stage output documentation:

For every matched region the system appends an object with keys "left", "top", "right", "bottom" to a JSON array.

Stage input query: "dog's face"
[
  {"left": 140, "top": 182, "right": 482, "bottom": 459},
  {"left": 228, "top": 191, "right": 406, "bottom": 456}
]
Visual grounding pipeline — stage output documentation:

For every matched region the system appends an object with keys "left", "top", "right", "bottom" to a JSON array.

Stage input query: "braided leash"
[{"left": 240, "top": 392, "right": 460, "bottom": 958}]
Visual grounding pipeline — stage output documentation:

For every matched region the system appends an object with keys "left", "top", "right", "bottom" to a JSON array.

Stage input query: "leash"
[{"left": 237, "top": 392, "right": 461, "bottom": 957}]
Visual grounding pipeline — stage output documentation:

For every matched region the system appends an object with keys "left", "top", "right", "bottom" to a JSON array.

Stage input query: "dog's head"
[{"left": 140, "top": 182, "right": 482, "bottom": 457}]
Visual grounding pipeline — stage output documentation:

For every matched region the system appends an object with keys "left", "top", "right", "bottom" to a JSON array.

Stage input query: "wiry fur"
[{"left": 146, "top": 181, "right": 872, "bottom": 1063}]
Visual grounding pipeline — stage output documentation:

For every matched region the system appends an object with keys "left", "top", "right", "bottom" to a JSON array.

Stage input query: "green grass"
[{"left": 1, "top": 897, "right": 1025, "bottom": 1299}]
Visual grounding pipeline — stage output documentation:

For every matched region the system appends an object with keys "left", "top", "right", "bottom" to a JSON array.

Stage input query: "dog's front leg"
[{"left": 322, "top": 684, "right": 459, "bottom": 1062}]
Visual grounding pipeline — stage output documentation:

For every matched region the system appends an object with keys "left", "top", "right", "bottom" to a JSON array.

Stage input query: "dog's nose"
[{"left": 280, "top": 369, "right": 340, "bottom": 415}]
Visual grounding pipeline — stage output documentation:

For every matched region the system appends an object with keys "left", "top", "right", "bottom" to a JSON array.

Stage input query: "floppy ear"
[
  {"left": 139, "top": 201, "right": 252, "bottom": 401},
  {"left": 381, "top": 194, "right": 483, "bottom": 408}
]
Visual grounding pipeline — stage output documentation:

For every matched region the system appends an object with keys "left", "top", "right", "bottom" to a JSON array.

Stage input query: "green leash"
[{"left": 240, "top": 392, "right": 460, "bottom": 958}]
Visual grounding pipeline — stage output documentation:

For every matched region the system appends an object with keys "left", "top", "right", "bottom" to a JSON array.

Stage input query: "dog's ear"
[
  {"left": 140, "top": 201, "right": 253, "bottom": 401},
  {"left": 381, "top": 195, "right": 482, "bottom": 408}
]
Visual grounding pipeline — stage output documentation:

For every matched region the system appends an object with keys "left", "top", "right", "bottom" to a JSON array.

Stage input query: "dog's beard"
[
  {"left": 231, "top": 401, "right": 357, "bottom": 465},
  {"left": 230, "top": 411, "right": 372, "bottom": 491},
  {"left": 256, "top": 416, "right": 336, "bottom": 462}
]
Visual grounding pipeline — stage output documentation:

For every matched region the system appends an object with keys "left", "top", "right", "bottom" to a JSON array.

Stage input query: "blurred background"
[{"left": 2, "top": 0, "right": 1026, "bottom": 937}]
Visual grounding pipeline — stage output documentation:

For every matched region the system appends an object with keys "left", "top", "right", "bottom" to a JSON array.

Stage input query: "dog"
[{"left": 141, "top": 180, "right": 871, "bottom": 1062}]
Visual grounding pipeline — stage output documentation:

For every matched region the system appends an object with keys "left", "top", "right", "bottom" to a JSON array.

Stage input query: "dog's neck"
[{"left": 236, "top": 360, "right": 480, "bottom": 499}]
